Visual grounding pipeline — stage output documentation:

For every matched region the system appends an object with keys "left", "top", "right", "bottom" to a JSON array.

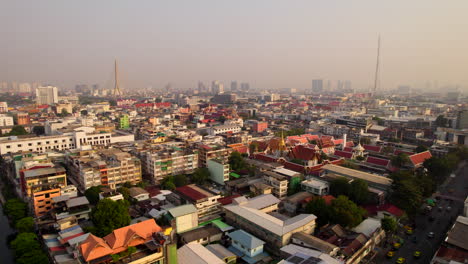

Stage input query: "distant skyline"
[{"left": 1, "top": 1, "right": 468, "bottom": 91}]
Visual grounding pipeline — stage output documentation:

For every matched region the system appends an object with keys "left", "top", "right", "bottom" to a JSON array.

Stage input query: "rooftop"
[
  {"left": 228, "top": 229, "right": 265, "bottom": 249},
  {"left": 321, "top": 164, "right": 392, "bottom": 187}
]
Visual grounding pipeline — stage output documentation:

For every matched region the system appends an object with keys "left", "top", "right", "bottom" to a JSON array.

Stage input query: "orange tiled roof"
[{"left": 80, "top": 219, "right": 162, "bottom": 262}]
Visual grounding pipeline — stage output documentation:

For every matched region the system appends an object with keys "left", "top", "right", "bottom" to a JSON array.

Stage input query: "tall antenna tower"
[
  {"left": 113, "top": 59, "right": 123, "bottom": 97},
  {"left": 373, "top": 35, "right": 381, "bottom": 93}
]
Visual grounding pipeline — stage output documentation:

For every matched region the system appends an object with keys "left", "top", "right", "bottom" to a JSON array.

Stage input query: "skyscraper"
[
  {"left": 36, "top": 86, "right": 58, "bottom": 105},
  {"left": 230, "top": 81, "right": 238, "bottom": 92},
  {"left": 312, "top": 79, "right": 323, "bottom": 93},
  {"left": 240, "top": 82, "right": 250, "bottom": 91},
  {"left": 211, "top": 81, "right": 224, "bottom": 94}
]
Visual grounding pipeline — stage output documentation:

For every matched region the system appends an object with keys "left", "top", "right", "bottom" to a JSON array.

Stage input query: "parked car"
[
  {"left": 428, "top": 232, "right": 435, "bottom": 238},
  {"left": 414, "top": 251, "right": 421, "bottom": 258}
]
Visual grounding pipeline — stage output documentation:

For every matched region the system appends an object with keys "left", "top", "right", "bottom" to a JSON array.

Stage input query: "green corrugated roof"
[{"left": 230, "top": 172, "right": 240, "bottom": 178}]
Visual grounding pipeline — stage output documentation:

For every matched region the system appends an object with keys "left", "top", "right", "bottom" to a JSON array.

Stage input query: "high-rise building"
[
  {"left": 36, "top": 86, "right": 58, "bottom": 105},
  {"left": 456, "top": 110, "right": 468, "bottom": 129},
  {"left": 240, "top": 82, "right": 250, "bottom": 91},
  {"left": 344, "top": 80, "right": 352, "bottom": 91},
  {"left": 230, "top": 81, "right": 238, "bottom": 92},
  {"left": 211, "top": 81, "right": 224, "bottom": 94},
  {"left": 312, "top": 79, "right": 323, "bottom": 93},
  {"left": 18, "top": 83, "right": 32, "bottom": 94}
]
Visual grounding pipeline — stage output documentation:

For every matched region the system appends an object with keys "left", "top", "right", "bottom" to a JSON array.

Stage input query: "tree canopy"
[
  {"left": 192, "top": 168, "right": 210, "bottom": 185},
  {"left": 91, "top": 198, "right": 131, "bottom": 237},
  {"left": 6, "top": 125, "right": 28, "bottom": 136},
  {"left": 381, "top": 216, "right": 397, "bottom": 233},
  {"left": 349, "top": 179, "right": 369, "bottom": 205},
  {"left": 15, "top": 217, "right": 34, "bottom": 233},
  {"left": 305, "top": 198, "right": 330, "bottom": 227},
  {"left": 229, "top": 151, "right": 247, "bottom": 171},
  {"left": 84, "top": 186, "right": 103, "bottom": 205},
  {"left": 329, "top": 195, "right": 366, "bottom": 228},
  {"left": 434, "top": 115, "right": 449, "bottom": 127},
  {"left": 4, "top": 199, "right": 27, "bottom": 223},
  {"left": 173, "top": 174, "right": 188, "bottom": 187},
  {"left": 10, "top": 232, "right": 48, "bottom": 263},
  {"left": 414, "top": 145, "right": 428, "bottom": 153},
  {"left": 390, "top": 153, "right": 410, "bottom": 168},
  {"left": 329, "top": 177, "right": 351, "bottom": 198}
]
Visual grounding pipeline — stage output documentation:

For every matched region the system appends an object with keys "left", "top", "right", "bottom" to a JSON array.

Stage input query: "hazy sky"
[{"left": 1, "top": 1, "right": 468, "bottom": 91}]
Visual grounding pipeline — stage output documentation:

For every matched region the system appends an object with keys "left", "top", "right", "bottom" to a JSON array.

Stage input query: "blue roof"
[{"left": 228, "top": 229, "right": 265, "bottom": 249}]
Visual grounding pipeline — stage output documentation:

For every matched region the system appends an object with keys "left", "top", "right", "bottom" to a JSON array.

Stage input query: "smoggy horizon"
[{"left": 1, "top": 1, "right": 468, "bottom": 92}]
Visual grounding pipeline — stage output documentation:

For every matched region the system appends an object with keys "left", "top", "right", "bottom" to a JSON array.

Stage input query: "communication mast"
[
  {"left": 112, "top": 59, "right": 123, "bottom": 97},
  {"left": 373, "top": 35, "right": 381, "bottom": 93}
]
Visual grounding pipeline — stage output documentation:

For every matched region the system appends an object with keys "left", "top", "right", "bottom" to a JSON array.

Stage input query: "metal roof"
[
  {"left": 168, "top": 204, "right": 197, "bottom": 217},
  {"left": 228, "top": 229, "right": 265, "bottom": 249}
]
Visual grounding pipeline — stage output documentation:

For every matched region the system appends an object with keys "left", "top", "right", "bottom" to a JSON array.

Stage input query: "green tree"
[
  {"left": 10, "top": 232, "right": 41, "bottom": 257},
  {"left": 173, "top": 174, "right": 188, "bottom": 187},
  {"left": 434, "top": 115, "right": 448, "bottom": 127},
  {"left": 4, "top": 199, "right": 27, "bottom": 223},
  {"left": 249, "top": 142, "right": 259, "bottom": 154},
  {"left": 218, "top": 116, "right": 227, "bottom": 123},
  {"left": 15, "top": 217, "right": 34, "bottom": 233},
  {"left": 423, "top": 157, "right": 452, "bottom": 184},
  {"left": 192, "top": 168, "right": 210, "bottom": 185},
  {"left": 329, "top": 195, "right": 366, "bottom": 228},
  {"left": 32, "top": 126, "right": 45, "bottom": 136},
  {"left": 127, "top": 246, "right": 137, "bottom": 260},
  {"left": 7, "top": 125, "right": 28, "bottom": 136},
  {"left": 229, "top": 151, "right": 247, "bottom": 171},
  {"left": 122, "top": 181, "right": 133, "bottom": 188},
  {"left": 391, "top": 153, "right": 410, "bottom": 168},
  {"left": 349, "top": 179, "right": 369, "bottom": 205},
  {"left": 84, "top": 186, "right": 103, "bottom": 205},
  {"left": 16, "top": 249, "right": 49, "bottom": 264},
  {"left": 118, "top": 187, "right": 131, "bottom": 200},
  {"left": 414, "top": 145, "right": 428, "bottom": 153},
  {"left": 390, "top": 178, "right": 422, "bottom": 216},
  {"left": 329, "top": 177, "right": 350, "bottom": 197},
  {"left": 305, "top": 198, "right": 330, "bottom": 227},
  {"left": 91, "top": 199, "right": 131, "bottom": 237},
  {"left": 381, "top": 216, "right": 397, "bottom": 233},
  {"left": 60, "top": 108, "right": 69, "bottom": 116},
  {"left": 372, "top": 116, "right": 385, "bottom": 126}
]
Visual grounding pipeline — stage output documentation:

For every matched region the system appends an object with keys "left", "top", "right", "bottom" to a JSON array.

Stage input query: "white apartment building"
[
  {"left": 209, "top": 125, "right": 241, "bottom": 136},
  {"left": 0, "top": 114, "right": 14, "bottom": 126},
  {"left": 0, "top": 130, "right": 135, "bottom": 154},
  {"left": 36, "top": 86, "right": 58, "bottom": 105}
]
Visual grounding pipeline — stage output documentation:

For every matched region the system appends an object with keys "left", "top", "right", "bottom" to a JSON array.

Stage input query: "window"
[
  {"left": 6, "top": 145, "right": 10, "bottom": 149},
  {"left": 28, "top": 143, "right": 32, "bottom": 146},
  {"left": 46, "top": 141, "right": 50, "bottom": 144}
]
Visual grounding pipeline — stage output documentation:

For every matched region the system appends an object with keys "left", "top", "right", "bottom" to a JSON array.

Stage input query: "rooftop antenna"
[
  {"left": 113, "top": 59, "right": 122, "bottom": 98},
  {"left": 373, "top": 35, "right": 381, "bottom": 93}
]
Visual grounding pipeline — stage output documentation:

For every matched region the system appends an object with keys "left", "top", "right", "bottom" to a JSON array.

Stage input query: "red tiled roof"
[
  {"left": 364, "top": 203, "right": 404, "bottom": 217},
  {"left": 409, "top": 151, "right": 432, "bottom": 166},
  {"left": 363, "top": 144, "right": 381, "bottom": 152},
  {"left": 366, "top": 156, "right": 390, "bottom": 167},
  {"left": 253, "top": 153, "right": 278, "bottom": 163},
  {"left": 343, "top": 147, "right": 353, "bottom": 152},
  {"left": 283, "top": 161, "right": 305, "bottom": 173},
  {"left": 333, "top": 139, "right": 344, "bottom": 145},
  {"left": 176, "top": 185, "right": 208, "bottom": 201},
  {"left": 334, "top": 150, "right": 353, "bottom": 159},
  {"left": 218, "top": 194, "right": 241, "bottom": 205},
  {"left": 289, "top": 145, "right": 320, "bottom": 161},
  {"left": 345, "top": 141, "right": 355, "bottom": 147}
]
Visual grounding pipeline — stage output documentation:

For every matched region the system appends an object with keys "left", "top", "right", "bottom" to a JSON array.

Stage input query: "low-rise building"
[
  {"left": 209, "top": 125, "right": 242, "bottom": 135},
  {"left": 178, "top": 243, "right": 225, "bottom": 264},
  {"left": 262, "top": 170, "right": 289, "bottom": 199},
  {"left": 175, "top": 184, "right": 221, "bottom": 222},
  {"left": 167, "top": 204, "right": 198, "bottom": 234},
  {"left": 224, "top": 194, "right": 316, "bottom": 251},
  {"left": 228, "top": 229, "right": 267, "bottom": 262},
  {"left": 129, "top": 187, "right": 150, "bottom": 201},
  {"left": 301, "top": 178, "right": 330, "bottom": 196}
]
